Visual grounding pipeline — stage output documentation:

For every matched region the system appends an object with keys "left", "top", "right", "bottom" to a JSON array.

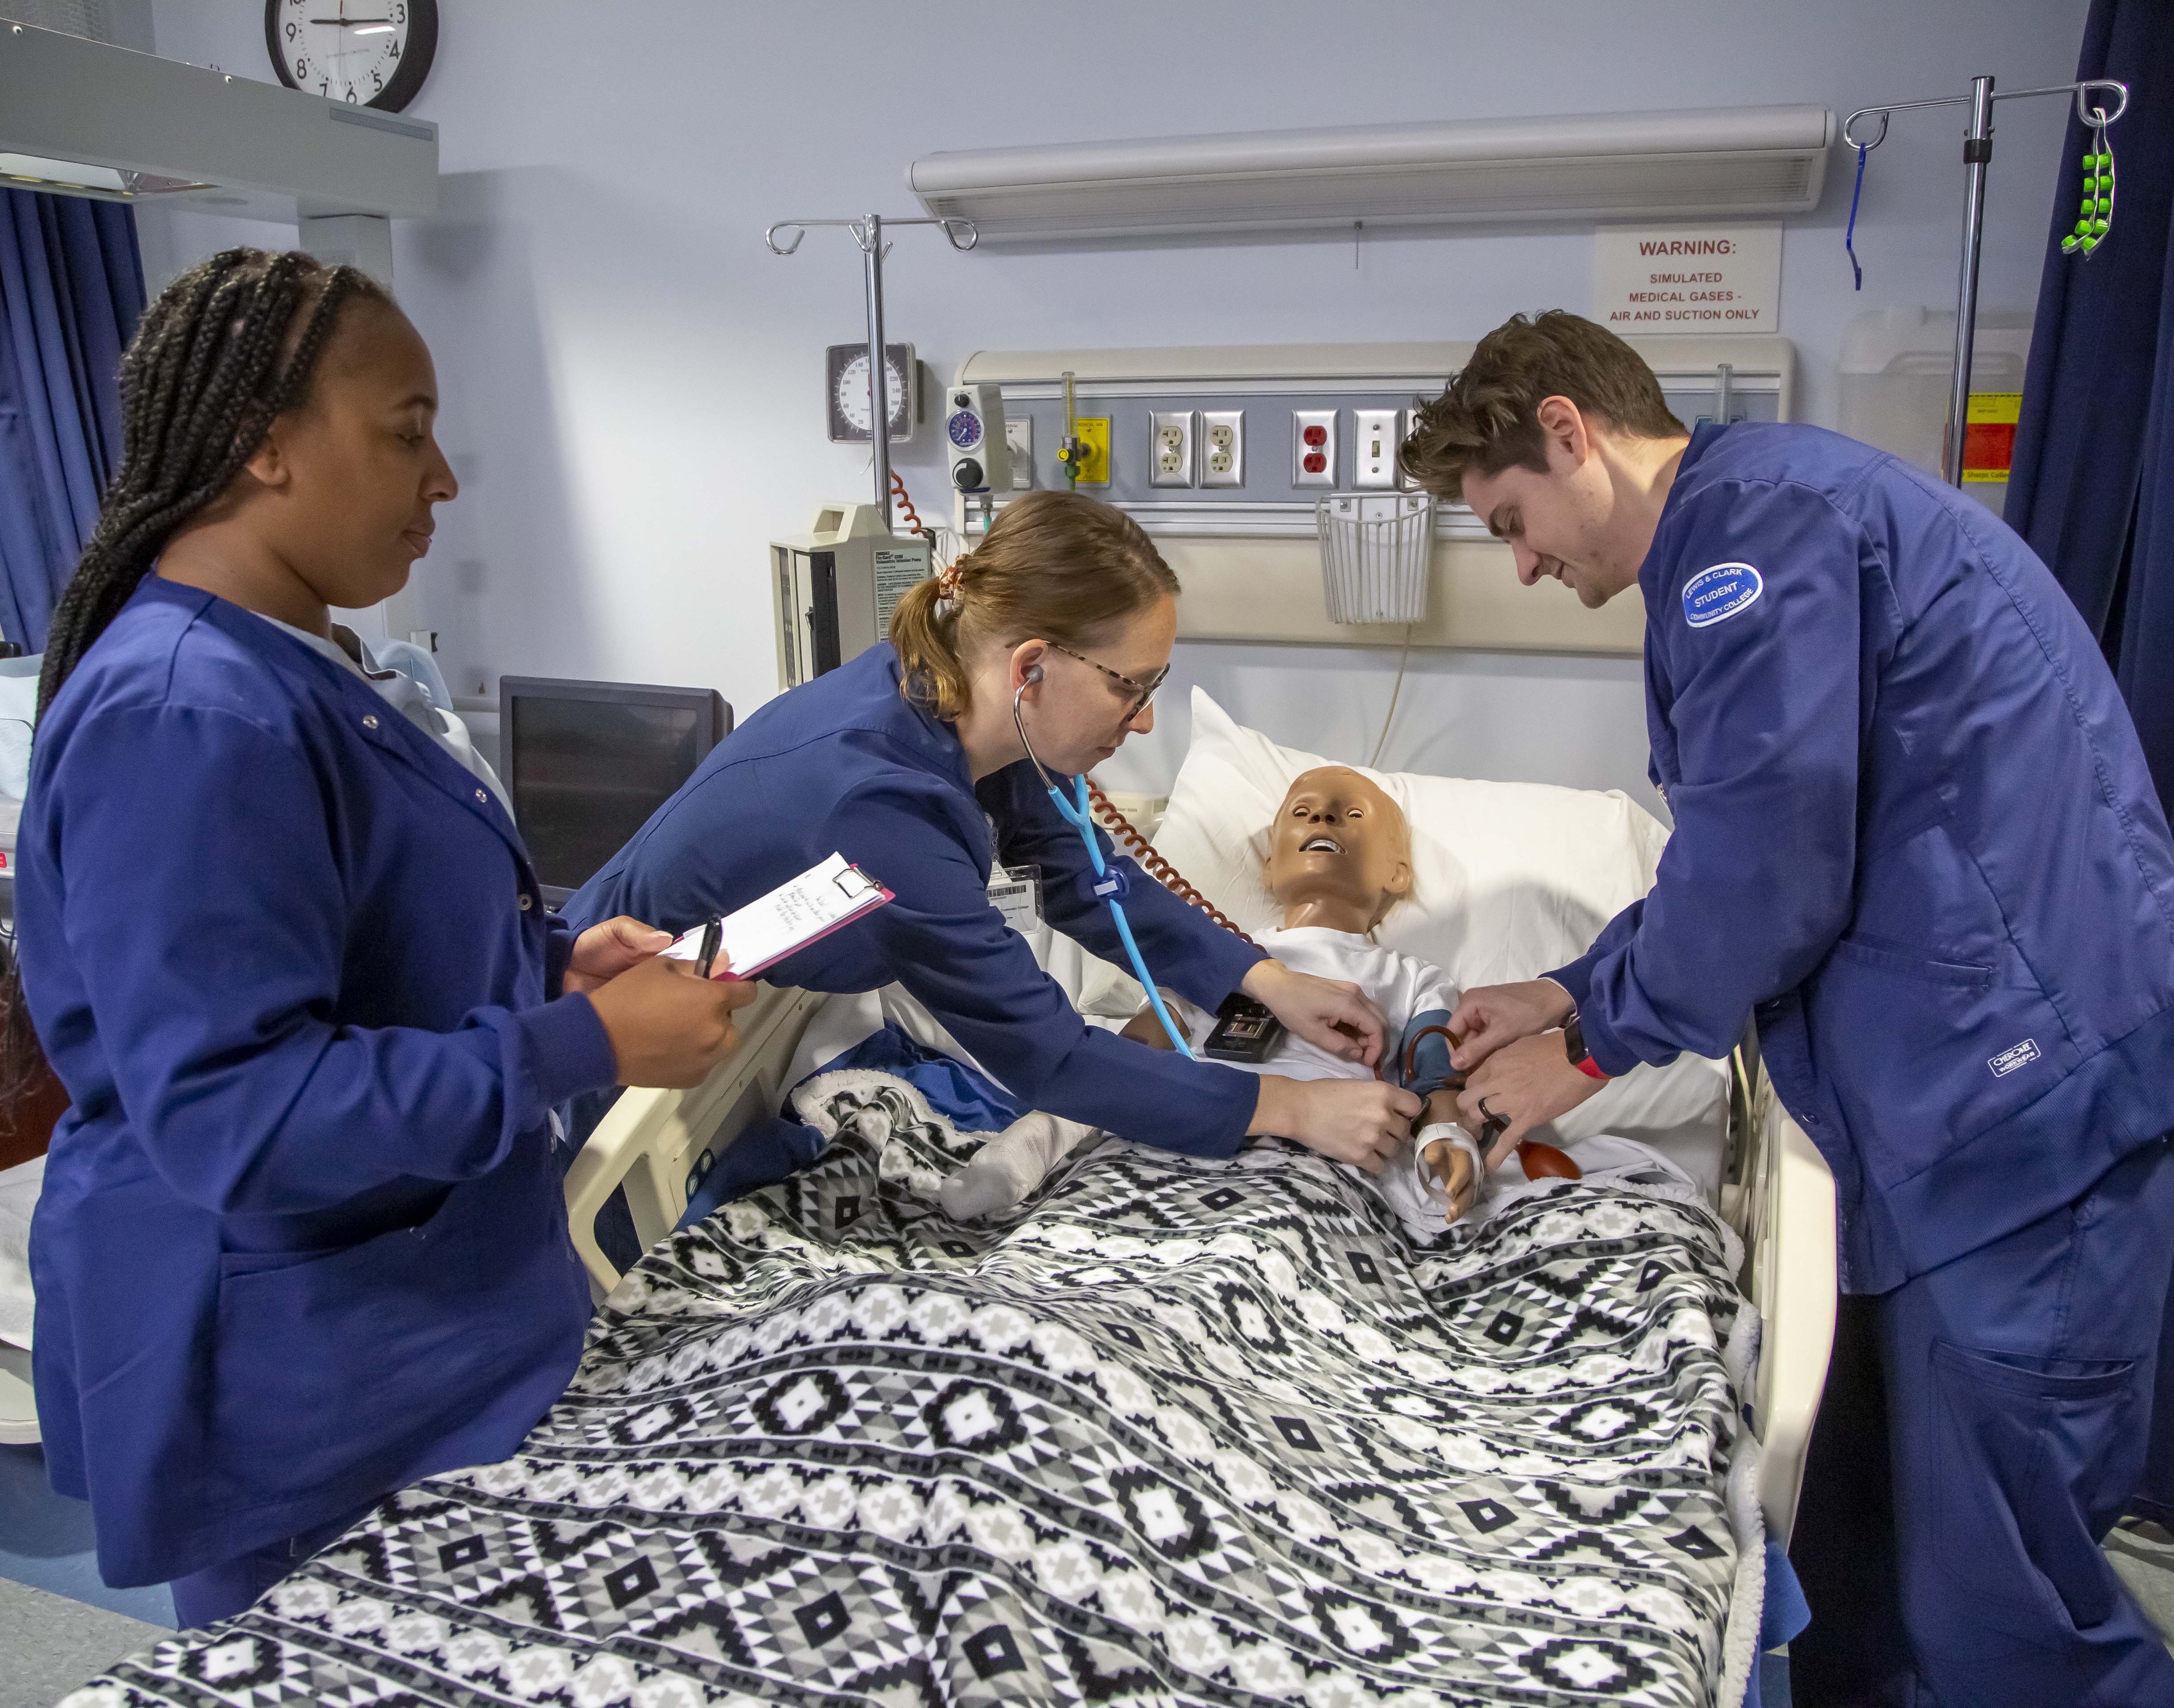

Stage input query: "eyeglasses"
[{"left": 1045, "top": 641, "right": 1168, "bottom": 722}]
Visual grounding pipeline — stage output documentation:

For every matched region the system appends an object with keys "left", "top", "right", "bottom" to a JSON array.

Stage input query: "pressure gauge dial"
[{"left": 825, "top": 342, "right": 916, "bottom": 444}]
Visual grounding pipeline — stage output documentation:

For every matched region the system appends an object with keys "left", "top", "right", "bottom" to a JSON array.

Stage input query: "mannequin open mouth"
[{"left": 1300, "top": 835, "right": 1344, "bottom": 855}]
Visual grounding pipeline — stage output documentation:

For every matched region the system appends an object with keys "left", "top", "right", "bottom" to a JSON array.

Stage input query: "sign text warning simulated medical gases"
[{"left": 1592, "top": 224, "right": 1782, "bottom": 334}]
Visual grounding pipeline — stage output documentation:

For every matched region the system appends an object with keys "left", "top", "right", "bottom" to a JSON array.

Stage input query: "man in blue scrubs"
[{"left": 1404, "top": 311, "right": 2174, "bottom": 1706}]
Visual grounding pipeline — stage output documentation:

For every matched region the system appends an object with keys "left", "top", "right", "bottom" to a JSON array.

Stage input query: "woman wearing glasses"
[{"left": 564, "top": 491, "right": 1419, "bottom": 1173}]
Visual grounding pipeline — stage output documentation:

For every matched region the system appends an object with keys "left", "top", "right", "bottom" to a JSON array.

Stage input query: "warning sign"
[
  {"left": 1962, "top": 392, "right": 2021, "bottom": 484},
  {"left": 1592, "top": 224, "right": 1782, "bottom": 334}
]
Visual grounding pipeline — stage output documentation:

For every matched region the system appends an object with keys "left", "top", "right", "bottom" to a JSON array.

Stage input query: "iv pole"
[
  {"left": 1844, "top": 76, "right": 2127, "bottom": 487},
  {"left": 764, "top": 214, "right": 978, "bottom": 529}
]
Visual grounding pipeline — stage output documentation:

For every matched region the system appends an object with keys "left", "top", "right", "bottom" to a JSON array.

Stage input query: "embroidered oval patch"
[{"left": 1682, "top": 562, "right": 1764, "bottom": 628}]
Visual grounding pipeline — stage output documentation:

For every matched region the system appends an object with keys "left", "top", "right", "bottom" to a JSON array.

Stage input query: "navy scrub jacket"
[
  {"left": 17, "top": 578, "right": 619, "bottom": 1587},
  {"left": 1548, "top": 423, "right": 2174, "bottom": 1293},
  {"left": 567, "top": 643, "right": 1268, "bottom": 1154}
]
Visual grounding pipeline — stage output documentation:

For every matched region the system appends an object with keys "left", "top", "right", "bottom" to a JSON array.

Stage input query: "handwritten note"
[{"left": 661, "top": 852, "right": 890, "bottom": 979}]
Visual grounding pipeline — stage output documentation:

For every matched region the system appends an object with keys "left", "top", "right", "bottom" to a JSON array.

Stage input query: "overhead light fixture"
[
  {"left": 0, "top": 20, "right": 435, "bottom": 221},
  {"left": 911, "top": 105, "right": 1835, "bottom": 242},
  {"left": 0, "top": 150, "right": 213, "bottom": 199}
]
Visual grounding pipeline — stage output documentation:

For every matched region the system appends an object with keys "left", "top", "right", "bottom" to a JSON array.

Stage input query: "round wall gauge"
[{"left": 825, "top": 342, "right": 916, "bottom": 444}]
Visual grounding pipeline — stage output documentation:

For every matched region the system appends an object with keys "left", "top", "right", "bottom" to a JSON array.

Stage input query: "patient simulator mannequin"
[{"left": 942, "top": 768, "right": 1571, "bottom": 1230}]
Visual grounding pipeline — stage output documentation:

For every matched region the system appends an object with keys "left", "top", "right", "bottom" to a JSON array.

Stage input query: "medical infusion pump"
[{"left": 770, "top": 503, "right": 932, "bottom": 691}]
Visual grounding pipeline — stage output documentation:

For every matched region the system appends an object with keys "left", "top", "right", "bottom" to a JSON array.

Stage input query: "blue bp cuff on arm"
[{"left": 1396, "top": 1010, "right": 1460, "bottom": 1099}]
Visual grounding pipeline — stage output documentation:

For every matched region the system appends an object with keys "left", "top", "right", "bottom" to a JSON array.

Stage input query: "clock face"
[{"left": 265, "top": 0, "right": 439, "bottom": 112}]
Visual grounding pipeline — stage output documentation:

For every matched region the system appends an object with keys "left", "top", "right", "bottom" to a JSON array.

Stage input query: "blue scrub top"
[
  {"left": 1548, "top": 424, "right": 2174, "bottom": 1291},
  {"left": 566, "top": 643, "right": 1267, "bottom": 1154},
  {"left": 16, "top": 579, "right": 620, "bottom": 1587}
]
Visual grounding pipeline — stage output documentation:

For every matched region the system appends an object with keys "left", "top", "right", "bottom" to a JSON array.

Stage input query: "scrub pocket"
[
  {"left": 209, "top": 1178, "right": 543, "bottom": 1510},
  {"left": 1931, "top": 1338, "right": 2139, "bottom": 1631},
  {"left": 1814, "top": 937, "right": 2067, "bottom": 1189}
]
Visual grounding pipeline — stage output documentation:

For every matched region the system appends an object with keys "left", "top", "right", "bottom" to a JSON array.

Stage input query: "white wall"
[{"left": 144, "top": 0, "right": 2091, "bottom": 816}]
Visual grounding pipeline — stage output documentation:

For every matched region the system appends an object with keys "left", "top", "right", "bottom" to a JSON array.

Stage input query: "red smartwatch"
[{"left": 1563, "top": 1008, "right": 1609, "bottom": 1081}]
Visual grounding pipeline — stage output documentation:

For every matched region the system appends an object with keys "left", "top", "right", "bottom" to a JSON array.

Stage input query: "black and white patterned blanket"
[{"left": 70, "top": 1068, "right": 1763, "bottom": 1708}]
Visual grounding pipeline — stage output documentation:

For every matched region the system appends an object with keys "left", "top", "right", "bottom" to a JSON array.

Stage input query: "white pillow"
[
  {"left": 0, "top": 664, "right": 35, "bottom": 803},
  {"left": 1090, "top": 688, "right": 1730, "bottom": 1192}
]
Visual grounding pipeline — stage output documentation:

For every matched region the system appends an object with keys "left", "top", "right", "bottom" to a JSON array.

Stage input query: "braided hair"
[
  {"left": 2, "top": 248, "right": 386, "bottom": 1129},
  {"left": 36, "top": 247, "right": 386, "bottom": 716}
]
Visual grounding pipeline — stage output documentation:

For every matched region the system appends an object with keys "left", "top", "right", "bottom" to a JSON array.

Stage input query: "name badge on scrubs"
[{"left": 989, "top": 863, "right": 1044, "bottom": 933}]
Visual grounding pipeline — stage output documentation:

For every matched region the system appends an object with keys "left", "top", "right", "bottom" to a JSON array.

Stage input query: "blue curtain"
[
  {"left": 0, "top": 189, "right": 144, "bottom": 655},
  {"left": 2005, "top": 0, "right": 2174, "bottom": 1528}
]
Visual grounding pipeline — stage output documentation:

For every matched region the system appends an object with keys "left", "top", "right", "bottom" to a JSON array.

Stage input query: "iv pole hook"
[{"left": 762, "top": 214, "right": 981, "bottom": 526}]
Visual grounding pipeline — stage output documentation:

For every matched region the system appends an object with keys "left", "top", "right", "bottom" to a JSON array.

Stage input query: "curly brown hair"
[{"left": 1400, "top": 311, "right": 1685, "bottom": 498}]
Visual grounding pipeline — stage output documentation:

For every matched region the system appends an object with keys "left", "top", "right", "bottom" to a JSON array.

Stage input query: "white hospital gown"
[{"left": 1176, "top": 926, "right": 1697, "bottom": 1239}]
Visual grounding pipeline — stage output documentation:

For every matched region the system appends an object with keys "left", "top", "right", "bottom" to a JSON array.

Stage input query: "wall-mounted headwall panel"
[
  {"left": 911, "top": 107, "right": 1832, "bottom": 243},
  {"left": 954, "top": 338, "right": 1795, "bottom": 657}
]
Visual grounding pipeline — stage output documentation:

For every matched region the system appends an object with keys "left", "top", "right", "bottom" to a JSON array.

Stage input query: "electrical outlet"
[
  {"left": 1150, "top": 409, "right": 1197, "bottom": 487},
  {"left": 1353, "top": 408, "right": 1402, "bottom": 489},
  {"left": 1201, "top": 410, "right": 1244, "bottom": 486},
  {"left": 1292, "top": 409, "right": 1337, "bottom": 488},
  {"left": 1005, "top": 417, "right": 1034, "bottom": 489}
]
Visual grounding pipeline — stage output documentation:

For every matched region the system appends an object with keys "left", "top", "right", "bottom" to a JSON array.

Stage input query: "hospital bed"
[
  {"left": 565, "top": 691, "right": 1840, "bottom": 1552},
  {"left": 566, "top": 972, "right": 1839, "bottom": 1550}
]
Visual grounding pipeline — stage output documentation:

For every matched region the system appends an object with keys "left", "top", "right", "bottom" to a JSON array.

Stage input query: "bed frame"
[{"left": 565, "top": 988, "right": 1836, "bottom": 1546}]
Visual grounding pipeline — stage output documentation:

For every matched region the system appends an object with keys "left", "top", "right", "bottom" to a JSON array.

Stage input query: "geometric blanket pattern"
[{"left": 66, "top": 1067, "right": 1756, "bottom": 1708}]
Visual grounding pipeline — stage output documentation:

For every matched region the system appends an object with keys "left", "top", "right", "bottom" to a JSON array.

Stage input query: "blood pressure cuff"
[{"left": 1395, "top": 1010, "right": 1460, "bottom": 1100}]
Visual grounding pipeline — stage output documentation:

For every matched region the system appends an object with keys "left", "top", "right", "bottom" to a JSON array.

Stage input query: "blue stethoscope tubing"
[
  {"left": 1012, "top": 677, "right": 1197, "bottom": 1059},
  {"left": 1043, "top": 772, "right": 1197, "bottom": 1059}
]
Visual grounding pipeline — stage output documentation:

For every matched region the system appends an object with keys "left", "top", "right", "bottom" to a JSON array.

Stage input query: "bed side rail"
[
  {"left": 564, "top": 984, "right": 827, "bottom": 1299},
  {"left": 1728, "top": 1024, "right": 1838, "bottom": 1547}
]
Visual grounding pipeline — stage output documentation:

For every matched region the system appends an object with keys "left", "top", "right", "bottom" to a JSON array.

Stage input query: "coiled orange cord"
[
  {"left": 1084, "top": 779, "right": 1259, "bottom": 947},
  {"left": 889, "top": 468, "right": 929, "bottom": 539}
]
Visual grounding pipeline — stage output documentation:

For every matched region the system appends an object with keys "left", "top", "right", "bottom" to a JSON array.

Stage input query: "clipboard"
[{"left": 661, "top": 852, "right": 894, "bottom": 980}]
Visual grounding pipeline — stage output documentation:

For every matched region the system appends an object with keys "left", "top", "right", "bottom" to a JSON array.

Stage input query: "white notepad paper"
[{"left": 660, "top": 852, "right": 892, "bottom": 980}]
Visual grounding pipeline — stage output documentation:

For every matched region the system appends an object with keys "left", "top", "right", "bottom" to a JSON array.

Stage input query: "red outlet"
[
  {"left": 1303, "top": 451, "right": 1327, "bottom": 474},
  {"left": 1303, "top": 425, "right": 1328, "bottom": 448}
]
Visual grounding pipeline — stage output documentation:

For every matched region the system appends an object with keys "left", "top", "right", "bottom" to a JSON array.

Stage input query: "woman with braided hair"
[
  {"left": 566, "top": 488, "right": 1423, "bottom": 1181},
  {"left": 12, "top": 249, "right": 753, "bottom": 1625}
]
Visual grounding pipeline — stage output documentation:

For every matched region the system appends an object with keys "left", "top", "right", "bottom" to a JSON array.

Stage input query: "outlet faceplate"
[
  {"left": 1201, "top": 409, "right": 1244, "bottom": 486},
  {"left": 1353, "top": 407, "right": 1402, "bottom": 489},
  {"left": 1150, "top": 409, "right": 1197, "bottom": 488},
  {"left": 1292, "top": 409, "right": 1337, "bottom": 488}
]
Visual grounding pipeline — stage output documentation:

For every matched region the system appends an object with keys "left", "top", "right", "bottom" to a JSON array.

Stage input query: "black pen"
[{"left": 694, "top": 918, "right": 722, "bottom": 980}]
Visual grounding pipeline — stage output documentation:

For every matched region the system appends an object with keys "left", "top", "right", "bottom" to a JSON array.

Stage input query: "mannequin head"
[{"left": 1262, "top": 767, "right": 1413, "bottom": 934}]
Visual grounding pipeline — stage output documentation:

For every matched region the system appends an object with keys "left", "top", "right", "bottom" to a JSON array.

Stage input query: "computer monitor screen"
[{"left": 500, "top": 677, "right": 731, "bottom": 903}]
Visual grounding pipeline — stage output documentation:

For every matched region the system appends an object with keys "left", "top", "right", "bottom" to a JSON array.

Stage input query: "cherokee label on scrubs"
[
  {"left": 1989, "top": 1038, "right": 2040, "bottom": 1078},
  {"left": 1682, "top": 560, "right": 1763, "bottom": 628},
  {"left": 988, "top": 863, "right": 1044, "bottom": 934}
]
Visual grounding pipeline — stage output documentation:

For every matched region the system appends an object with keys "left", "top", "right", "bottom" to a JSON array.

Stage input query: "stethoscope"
[{"left": 1012, "top": 666, "right": 1197, "bottom": 1058}]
